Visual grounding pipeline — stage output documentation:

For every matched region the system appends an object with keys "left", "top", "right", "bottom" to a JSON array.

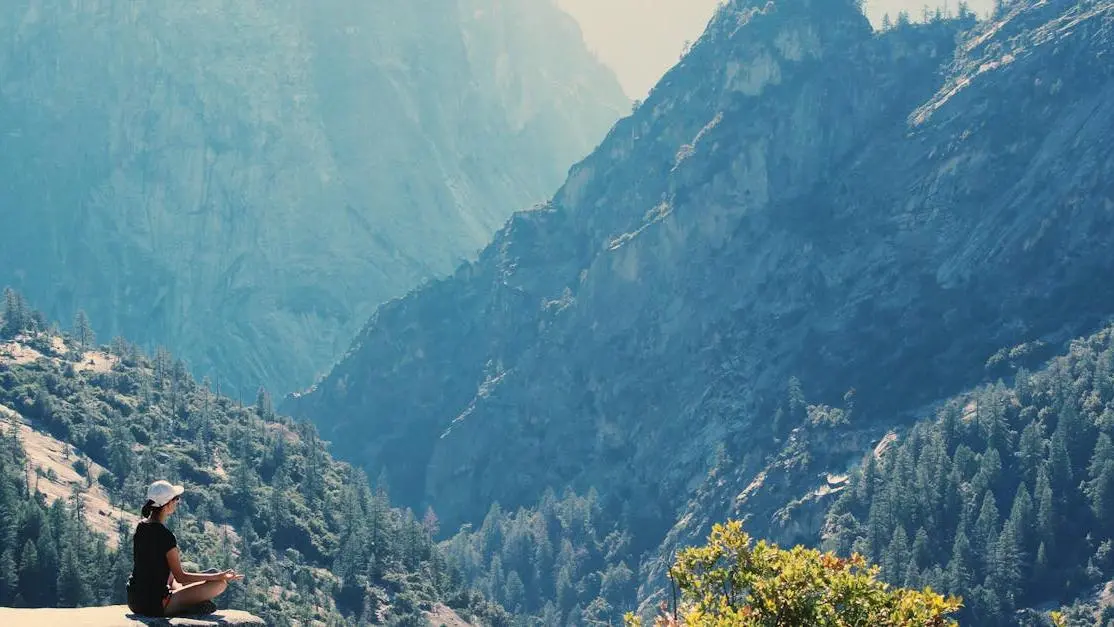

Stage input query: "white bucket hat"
[{"left": 147, "top": 480, "right": 185, "bottom": 507}]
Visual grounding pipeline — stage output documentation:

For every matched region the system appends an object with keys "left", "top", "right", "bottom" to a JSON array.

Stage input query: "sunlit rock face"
[{"left": 289, "top": 0, "right": 1114, "bottom": 571}]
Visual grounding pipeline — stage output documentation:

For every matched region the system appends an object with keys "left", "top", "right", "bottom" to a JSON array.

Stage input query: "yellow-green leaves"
[{"left": 631, "top": 520, "right": 962, "bottom": 626}]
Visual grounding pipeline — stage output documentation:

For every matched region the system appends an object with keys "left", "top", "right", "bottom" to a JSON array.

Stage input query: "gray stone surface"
[{"left": 0, "top": 605, "right": 265, "bottom": 626}]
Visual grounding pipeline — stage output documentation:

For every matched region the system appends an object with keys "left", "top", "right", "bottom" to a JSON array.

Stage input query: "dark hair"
[
  {"left": 141, "top": 499, "right": 160, "bottom": 518},
  {"left": 141, "top": 496, "right": 179, "bottom": 519}
]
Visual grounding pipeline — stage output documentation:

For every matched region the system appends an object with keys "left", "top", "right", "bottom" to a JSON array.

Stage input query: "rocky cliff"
[
  {"left": 288, "top": 0, "right": 1114, "bottom": 578},
  {"left": 0, "top": 0, "right": 627, "bottom": 396},
  {"left": 0, "top": 606, "right": 264, "bottom": 626}
]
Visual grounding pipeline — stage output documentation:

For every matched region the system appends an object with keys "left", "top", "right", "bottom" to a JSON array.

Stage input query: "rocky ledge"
[{"left": 0, "top": 605, "right": 265, "bottom": 626}]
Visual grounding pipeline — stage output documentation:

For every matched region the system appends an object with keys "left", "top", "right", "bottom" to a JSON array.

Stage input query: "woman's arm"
[{"left": 166, "top": 548, "right": 235, "bottom": 585}]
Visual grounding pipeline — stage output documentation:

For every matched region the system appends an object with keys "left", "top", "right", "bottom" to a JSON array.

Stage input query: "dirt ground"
[
  {"left": 0, "top": 403, "right": 138, "bottom": 547},
  {"left": 425, "top": 603, "right": 473, "bottom": 627},
  {"left": 0, "top": 340, "right": 45, "bottom": 364},
  {"left": 77, "top": 349, "right": 119, "bottom": 374}
]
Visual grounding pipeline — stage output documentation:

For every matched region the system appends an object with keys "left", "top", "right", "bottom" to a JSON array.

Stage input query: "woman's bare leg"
[{"left": 164, "top": 580, "right": 228, "bottom": 615}]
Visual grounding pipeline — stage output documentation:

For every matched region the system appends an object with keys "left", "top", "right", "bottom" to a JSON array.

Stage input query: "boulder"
[{"left": 0, "top": 605, "right": 265, "bottom": 626}]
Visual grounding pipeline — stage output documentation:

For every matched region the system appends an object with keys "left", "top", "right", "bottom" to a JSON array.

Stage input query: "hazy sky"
[{"left": 558, "top": 0, "right": 995, "bottom": 98}]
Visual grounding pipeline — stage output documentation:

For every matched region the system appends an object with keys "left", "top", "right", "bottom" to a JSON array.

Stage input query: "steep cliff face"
[
  {"left": 288, "top": 0, "right": 1114, "bottom": 555},
  {"left": 0, "top": 0, "right": 626, "bottom": 395},
  {"left": 649, "top": 0, "right": 1114, "bottom": 585}
]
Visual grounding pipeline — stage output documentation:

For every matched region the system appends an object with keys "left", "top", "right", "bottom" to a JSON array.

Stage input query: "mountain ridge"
[
  {"left": 288, "top": 0, "right": 1114, "bottom": 565},
  {"left": 0, "top": 0, "right": 627, "bottom": 398}
]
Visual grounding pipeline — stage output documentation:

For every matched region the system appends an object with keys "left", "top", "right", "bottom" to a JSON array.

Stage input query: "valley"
[
  {"left": 2, "top": 0, "right": 1114, "bottom": 624},
  {"left": 0, "top": 0, "right": 627, "bottom": 398},
  {"left": 287, "top": 0, "right": 1114, "bottom": 624}
]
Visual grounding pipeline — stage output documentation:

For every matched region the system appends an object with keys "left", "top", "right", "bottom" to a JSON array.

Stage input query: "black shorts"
[{"left": 127, "top": 584, "right": 169, "bottom": 617}]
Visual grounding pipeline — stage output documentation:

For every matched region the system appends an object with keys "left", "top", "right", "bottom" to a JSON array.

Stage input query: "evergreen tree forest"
[
  {"left": 442, "top": 488, "right": 639, "bottom": 626},
  {"left": 824, "top": 325, "right": 1114, "bottom": 626},
  {"left": 0, "top": 289, "right": 503, "bottom": 625}
]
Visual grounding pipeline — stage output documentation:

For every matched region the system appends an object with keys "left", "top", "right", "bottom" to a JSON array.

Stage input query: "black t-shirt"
[{"left": 128, "top": 520, "right": 177, "bottom": 598}]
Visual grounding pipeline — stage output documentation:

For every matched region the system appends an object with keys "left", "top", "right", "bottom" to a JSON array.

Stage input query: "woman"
[{"left": 126, "top": 480, "right": 243, "bottom": 617}]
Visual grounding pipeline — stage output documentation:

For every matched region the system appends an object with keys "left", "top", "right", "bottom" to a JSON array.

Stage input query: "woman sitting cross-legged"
[{"left": 126, "top": 480, "right": 244, "bottom": 617}]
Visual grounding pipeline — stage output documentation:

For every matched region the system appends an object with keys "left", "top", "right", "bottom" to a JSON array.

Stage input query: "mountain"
[
  {"left": 0, "top": 0, "right": 627, "bottom": 397},
  {"left": 0, "top": 293, "right": 511, "bottom": 626},
  {"left": 287, "top": 0, "right": 1114, "bottom": 618},
  {"left": 289, "top": 0, "right": 1114, "bottom": 531}
]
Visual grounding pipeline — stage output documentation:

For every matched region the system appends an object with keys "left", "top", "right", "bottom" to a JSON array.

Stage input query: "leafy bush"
[{"left": 628, "top": 520, "right": 960, "bottom": 627}]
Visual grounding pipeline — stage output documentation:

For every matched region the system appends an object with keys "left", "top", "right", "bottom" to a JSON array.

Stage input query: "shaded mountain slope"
[{"left": 288, "top": 0, "right": 1114, "bottom": 586}]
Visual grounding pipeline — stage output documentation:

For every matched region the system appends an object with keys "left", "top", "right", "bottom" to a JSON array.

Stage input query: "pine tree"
[
  {"left": 1089, "top": 433, "right": 1114, "bottom": 479},
  {"left": 555, "top": 565, "right": 576, "bottom": 612},
  {"left": 1036, "top": 466, "right": 1055, "bottom": 555},
  {"left": 866, "top": 487, "right": 893, "bottom": 558},
  {"left": 882, "top": 525, "right": 910, "bottom": 581},
  {"left": 1035, "top": 541, "right": 1049, "bottom": 587},
  {"left": 2, "top": 288, "right": 26, "bottom": 338},
  {"left": 910, "top": 527, "right": 930, "bottom": 572},
  {"left": 1089, "top": 460, "right": 1114, "bottom": 538},
  {"left": 72, "top": 309, "right": 95, "bottom": 353},
  {"left": 56, "top": 544, "right": 88, "bottom": 607},
  {"left": 1017, "top": 421, "right": 1043, "bottom": 486},
  {"left": 422, "top": 506, "right": 440, "bottom": 539},
  {"left": 503, "top": 570, "right": 526, "bottom": 613},
  {"left": 1058, "top": 404, "right": 1092, "bottom": 476},
  {"left": 110, "top": 523, "right": 133, "bottom": 602},
  {"left": 35, "top": 523, "right": 60, "bottom": 603},
  {"left": 1007, "top": 482, "right": 1035, "bottom": 562},
  {"left": 787, "top": 377, "right": 806, "bottom": 425},
  {"left": 856, "top": 454, "right": 879, "bottom": 504},
  {"left": 971, "top": 448, "right": 1001, "bottom": 501},
  {"left": 971, "top": 584, "right": 1002, "bottom": 626},
  {"left": 17, "top": 540, "right": 39, "bottom": 605},
  {"left": 946, "top": 530, "right": 974, "bottom": 595},
  {"left": 973, "top": 493, "right": 1000, "bottom": 576},
  {"left": 255, "top": 387, "right": 275, "bottom": 421},
  {"left": 0, "top": 547, "right": 16, "bottom": 605},
  {"left": 28, "top": 310, "right": 46, "bottom": 334},
  {"left": 992, "top": 521, "right": 1023, "bottom": 605},
  {"left": 153, "top": 347, "right": 172, "bottom": 389}
]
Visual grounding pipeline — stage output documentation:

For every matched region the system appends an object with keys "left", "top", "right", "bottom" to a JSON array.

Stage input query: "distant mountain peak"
[
  {"left": 288, "top": 0, "right": 1114, "bottom": 553},
  {"left": 0, "top": 0, "right": 627, "bottom": 398}
]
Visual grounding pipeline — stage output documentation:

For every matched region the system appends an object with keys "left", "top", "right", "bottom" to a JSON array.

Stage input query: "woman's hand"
[{"left": 216, "top": 569, "right": 244, "bottom": 582}]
